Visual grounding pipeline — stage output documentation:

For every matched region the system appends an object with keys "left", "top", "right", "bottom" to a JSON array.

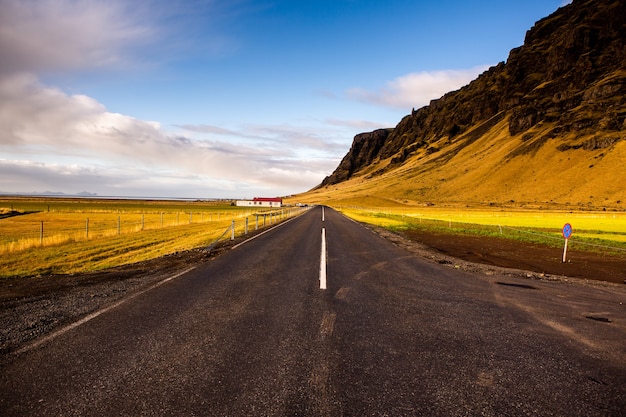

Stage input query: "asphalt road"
[{"left": 1, "top": 206, "right": 625, "bottom": 416}]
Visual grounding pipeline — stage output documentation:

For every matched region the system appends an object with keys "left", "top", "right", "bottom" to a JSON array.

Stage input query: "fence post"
[
  {"left": 86, "top": 218, "right": 89, "bottom": 239},
  {"left": 40, "top": 221, "right": 44, "bottom": 246},
  {"left": 255, "top": 215, "right": 259, "bottom": 230},
  {"left": 245, "top": 217, "right": 249, "bottom": 234},
  {"left": 231, "top": 220, "right": 235, "bottom": 240}
]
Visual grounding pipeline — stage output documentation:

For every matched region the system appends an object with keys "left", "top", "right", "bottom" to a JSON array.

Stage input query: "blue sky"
[{"left": 0, "top": 0, "right": 569, "bottom": 198}]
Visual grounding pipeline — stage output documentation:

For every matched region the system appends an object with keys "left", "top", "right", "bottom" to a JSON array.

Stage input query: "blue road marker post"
[{"left": 562, "top": 223, "right": 573, "bottom": 263}]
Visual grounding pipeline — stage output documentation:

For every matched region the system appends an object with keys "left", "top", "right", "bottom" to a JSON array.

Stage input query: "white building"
[{"left": 236, "top": 197, "right": 283, "bottom": 208}]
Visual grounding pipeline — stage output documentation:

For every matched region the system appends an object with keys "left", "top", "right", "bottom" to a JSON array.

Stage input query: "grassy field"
[
  {"left": 4, "top": 196, "right": 624, "bottom": 277},
  {"left": 334, "top": 205, "right": 626, "bottom": 254},
  {"left": 0, "top": 197, "right": 301, "bottom": 278},
  {"left": 1, "top": 198, "right": 246, "bottom": 252}
]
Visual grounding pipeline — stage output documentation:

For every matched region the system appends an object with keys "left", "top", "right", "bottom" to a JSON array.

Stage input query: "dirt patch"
[{"left": 400, "top": 229, "right": 626, "bottom": 284}]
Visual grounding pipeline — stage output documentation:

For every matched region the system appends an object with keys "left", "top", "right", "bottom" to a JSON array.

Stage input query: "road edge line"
[
  {"left": 14, "top": 266, "right": 196, "bottom": 356},
  {"left": 231, "top": 212, "right": 304, "bottom": 250}
]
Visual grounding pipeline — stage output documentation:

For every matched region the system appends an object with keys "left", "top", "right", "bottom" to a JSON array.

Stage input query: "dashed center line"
[{"left": 320, "top": 227, "right": 327, "bottom": 290}]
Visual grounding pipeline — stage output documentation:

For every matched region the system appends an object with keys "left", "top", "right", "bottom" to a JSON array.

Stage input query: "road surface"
[{"left": 1, "top": 206, "right": 625, "bottom": 416}]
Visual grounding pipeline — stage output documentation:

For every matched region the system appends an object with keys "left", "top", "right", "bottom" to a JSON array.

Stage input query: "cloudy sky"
[{"left": 0, "top": 0, "right": 568, "bottom": 199}]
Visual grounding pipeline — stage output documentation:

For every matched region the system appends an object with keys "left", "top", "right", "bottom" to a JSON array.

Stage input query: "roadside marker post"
[{"left": 562, "top": 223, "right": 573, "bottom": 263}]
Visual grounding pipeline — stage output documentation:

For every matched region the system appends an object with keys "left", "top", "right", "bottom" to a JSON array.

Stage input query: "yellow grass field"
[
  {"left": 334, "top": 205, "right": 626, "bottom": 253},
  {"left": 0, "top": 197, "right": 302, "bottom": 278},
  {"left": 286, "top": 186, "right": 626, "bottom": 250}
]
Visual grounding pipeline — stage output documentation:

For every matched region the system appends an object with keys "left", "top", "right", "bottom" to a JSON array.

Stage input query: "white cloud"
[
  {"left": 0, "top": 0, "right": 155, "bottom": 74},
  {"left": 177, "top": 124, "right": 242, "bottom": 137},
  {"left": 324, "top": 118, "right": 389, "bottom": 131},
  {"left": 0, "top": 159, "right": 245, "bottom": 198},
  {"left": 0, "top": 0, "right": 345, "bottom": 197},
  {"left": 0, "top": 73, "right": 161, "bottom": 152},
  {"left": 178, "top": 122, "right": 349, "bottom": 159},
  {"left": 0, "top": 0, "right": 243, "bottom": 76},
  {"left": 346, "top": 66, "right": 489, "bottom": 110},
  {"left": 0, "top": 73, "right": 338, "bottom": 197}
]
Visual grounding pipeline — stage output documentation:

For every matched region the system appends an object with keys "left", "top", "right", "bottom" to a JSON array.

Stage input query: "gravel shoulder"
[{"left": 2, "top": 225, "right": 625, "bottom": 359}]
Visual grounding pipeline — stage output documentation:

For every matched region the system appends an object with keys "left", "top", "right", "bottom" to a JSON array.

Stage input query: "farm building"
[{"left": 235, "top": 197, "right": 283, "bottom": 208}]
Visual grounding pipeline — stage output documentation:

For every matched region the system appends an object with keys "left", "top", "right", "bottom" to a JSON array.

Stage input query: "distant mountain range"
[
  {"left": 307, "top": 0, "right": 625, "bottom": 209},
  {"left": 0, "top": 191, "right": 98, "bottom": 197}
]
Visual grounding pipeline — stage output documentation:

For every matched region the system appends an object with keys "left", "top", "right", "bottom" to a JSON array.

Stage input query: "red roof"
[{"left": 252, "top": 197, "right": 282, "bottom": 202}]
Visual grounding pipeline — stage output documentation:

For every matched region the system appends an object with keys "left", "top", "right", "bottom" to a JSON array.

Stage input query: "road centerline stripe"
[{"left": 320, "top": 227, "right": 327, "bottom": 290}]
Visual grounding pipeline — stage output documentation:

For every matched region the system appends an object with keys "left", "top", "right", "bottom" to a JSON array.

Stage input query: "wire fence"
[
  {"left": 347, "top": 209, "right": 626, "bottom": 255},
  {"left": 204, "top": 207, "right": 308, "bottom": 252},
  {"left": 0, "top": 207, "right": 309, "bottom": 254},
  {"left": 497, "top": 224, "right": 626, "bottom": 253}
]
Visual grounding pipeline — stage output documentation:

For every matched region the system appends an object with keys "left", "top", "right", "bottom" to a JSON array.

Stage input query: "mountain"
[
  {"left": 0, "top": 191, "right": 98, "bottom": 197},
  {"left": 307, "top": 0, "right": 626, "bottom": 209}
]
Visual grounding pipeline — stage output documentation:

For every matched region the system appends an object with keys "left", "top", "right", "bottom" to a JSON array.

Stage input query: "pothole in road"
[
  {"left": 585, "top": 315, "right": 612, "bottom": 323},
  {"left": 495, "top": 281, "right": 538, "bottom": 290}
]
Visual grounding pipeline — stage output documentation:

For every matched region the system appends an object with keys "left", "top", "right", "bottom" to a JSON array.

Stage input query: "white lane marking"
[
  {"left": 343, "top": 214, "right": 359, "bottom": 224},
  {"left": 322, "top": 206, "right": 325, "bottom": 222},
  {"left": 15, "top": 266, "right": 196, "bottom": 355},
  {"left": 320, "top": 227, "right": 327, "bottom": 290}
]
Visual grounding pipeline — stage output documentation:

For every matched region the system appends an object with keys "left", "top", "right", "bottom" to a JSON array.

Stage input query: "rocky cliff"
[
  {"left": 321, "top": 0, "right": 626, "bottom": 195},
  {"left": 321, "top": 129, "right": 392, "bottom": 185}
]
